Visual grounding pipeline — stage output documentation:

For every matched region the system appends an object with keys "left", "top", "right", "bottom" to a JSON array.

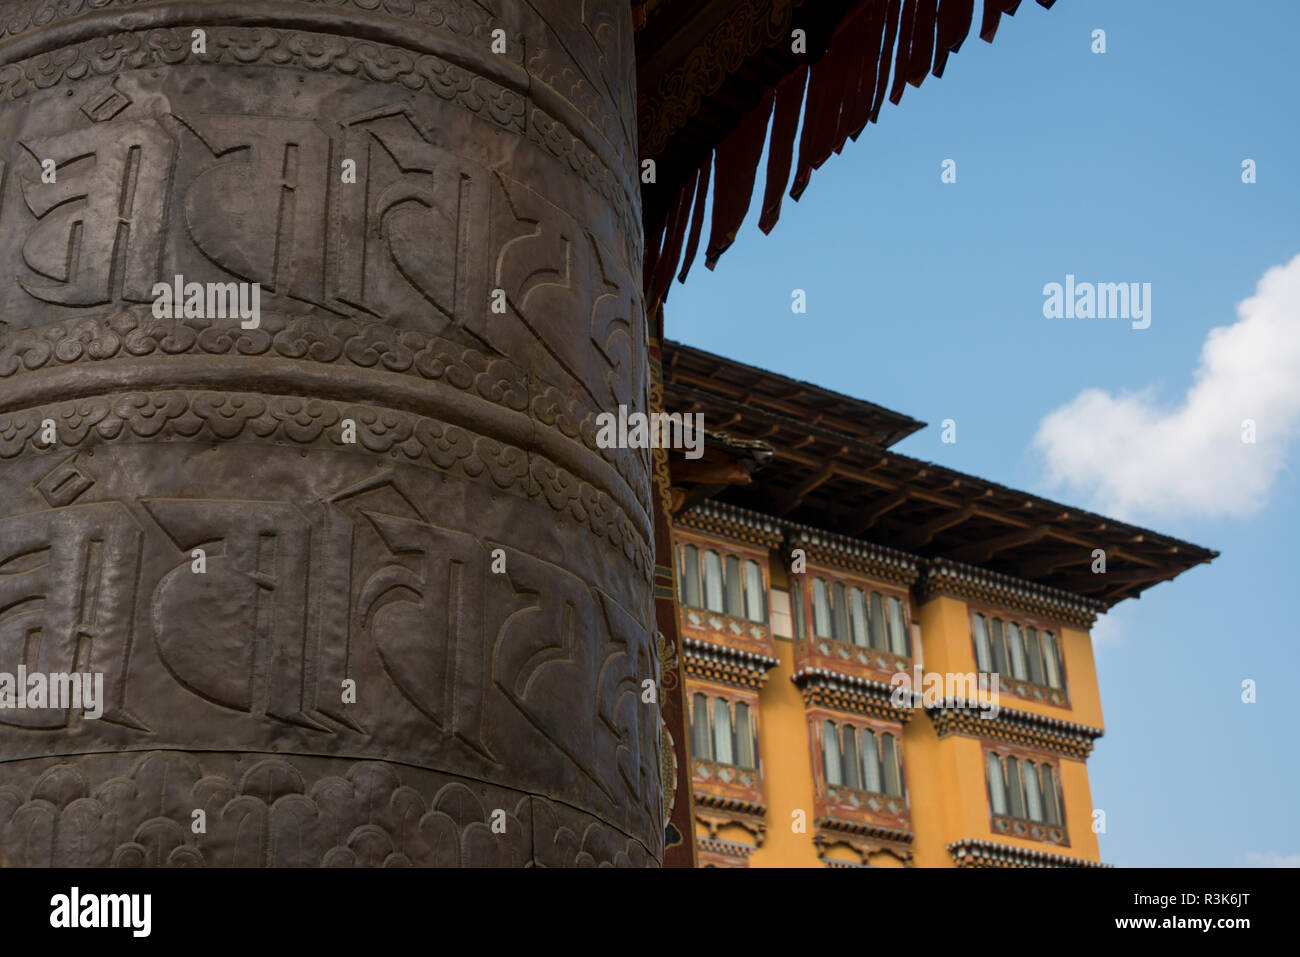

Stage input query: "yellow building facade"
[{"left": 662, "top": 342, "right": 1214, "bottom": 868}]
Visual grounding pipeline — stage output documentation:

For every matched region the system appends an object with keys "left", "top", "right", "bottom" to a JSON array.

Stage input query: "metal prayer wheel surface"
[{"left": 0, "top": 0, "right": 660, "bottom": 866}]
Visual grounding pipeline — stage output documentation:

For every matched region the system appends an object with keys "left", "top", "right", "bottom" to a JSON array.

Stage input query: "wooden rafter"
[
  {"left": 774, "top": 461, "right": 839, "bottom": 515},
  {"left": 949, "top": 524, "right": 1050, "bottom": 563}
]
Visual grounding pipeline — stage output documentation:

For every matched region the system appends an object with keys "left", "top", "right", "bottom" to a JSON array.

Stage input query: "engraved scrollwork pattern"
[
  {"left": 0, "top": 389, "right": 653, "bottom": 577},
  {"left": 0, "top": 313, "right": 653, "bottom": 516}
]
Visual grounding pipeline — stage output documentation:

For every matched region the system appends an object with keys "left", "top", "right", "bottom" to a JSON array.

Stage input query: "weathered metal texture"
[{"left": 0, "top": 0, "right": 661, "bottom": 866}]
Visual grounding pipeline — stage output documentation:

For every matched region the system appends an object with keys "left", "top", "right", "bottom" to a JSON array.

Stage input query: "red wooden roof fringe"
[
  {"left": 643, "top": 0, "right": 1058, "bottom": 310},
  {"left": 649, "top": 166, "right": 695, "bottom": 309},
  {"left": 867, "top": 0, "right": 903, "bottom": 127},
  {"left": 907, "top": 1, "right": 938, "bottom": 87},
  {"left": 791, "top": 14, "right": 860, "bottom": 201},
  {"left": 704, "top": 88, "right": 775, "bottom": 269},
  {"left": 888, "top": 0, "right": 918, "bottom": 105},
  {"left": 982, "top": 0, "right": 1027, "bottom": 42},
  {"left": 932, "top": 0, "right": 975, "bottom": 79},
  {"left": 758, "top": 65, "right": 808, "bottom": 234},
  {"left": 642, "top": 209, "right": 667, "bottom": 304},
  {"left": 834, "top": 0, "right": 889, "bottom": 153},
  {"left": 676, "top": 156, "right": 711, "bottom": 284}
]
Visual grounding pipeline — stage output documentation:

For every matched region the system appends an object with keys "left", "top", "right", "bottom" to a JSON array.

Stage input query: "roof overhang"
[{"left": 663, "top": 340, "right": 1218, "bottom": 609}]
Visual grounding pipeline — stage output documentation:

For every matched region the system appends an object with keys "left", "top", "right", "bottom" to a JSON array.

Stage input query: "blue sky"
[{"left": 665, "top": 0, "right": 1300, "bottom": 867}]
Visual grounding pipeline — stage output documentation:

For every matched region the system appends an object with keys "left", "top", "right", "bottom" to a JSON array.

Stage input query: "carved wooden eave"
[
  {"left": 947, "top": 838, "right": 1111, "bottom": 868},
  {"left": 635, "top": 0, "right": 1062, "bottom": 312},
  {"left": 677, "top": 498, "right": 786, "bottom": 549},
  {"left": 664, "top": 341, "right": 1219, "bottom": 608},
  {"left": 683, "top": 635, "right": 781, "bottom": 687},
  {"left": 668, "top": 431, "right": 774, "bottom": 516},
  {"left": 694, "top": 796, "right": 768, "bottom": 847},
  {"left": 664, "top": 338, "right": 925, "bottom": 449},
  {"left": 671, "top": 495, "right": 1179, "bottom": 632},
  {"left": 694, "top": 790, "right": 767, "bottom": 822},
  {"left": 815, "top": 818, "right": 914, "bottom": 865},
  {"left": 792, "top": 668, "right": 915, "bottom": 723},
  {"left": 697, "top": 835, "right": 759, "bottom": 866},
  {"left": 916, "top": 557, "right": 1108, "bottom": 629},
  {"left": 671, "top": 496, "right": 1170, "bottom": 629},
  {"left": 784, "top": 522, "right": 920, "bottom": 588},
  {"left": 927, "top": 704, "right": 1104, "bottom": 759}
]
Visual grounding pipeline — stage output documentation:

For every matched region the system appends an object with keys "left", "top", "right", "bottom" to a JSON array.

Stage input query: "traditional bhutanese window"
[
  {"left": 990, "top": 617, "right": 1009, "bottom": 674},
  {"left": 743, "top": 560, "right": 766, "bottom": 623},
  {"left": 973, "top": 614, "right": 993, "bottom": 673},
  {"left": 1025, "top": 625, "right": 1046, "bottom": 686},
  {"left": 831, "top": 581, "right": 850, "bottom": 643},
  {"left": 812, "top": 578, "right": 832, "bottom": 638},
  {"left": 1040, "top": 764, "right": 1062, "bottom": 826},
  {"left": 822, "top": 719, "right": 842, "bottom": 786},
  {"left": 973, "top": 612, "right": 1068, "bottom": 694},
  {"left": 690, "top": 691, "right": 758, "bottom": 769},
  {"left": 677, "top": 541, "right": 769, "bottom": 623},
  {"left": 734, "top": 702, "right": 755, "bottom": 768},
  {"left": 886, "top": 597, "right": 909, "bottom": 656},
  {"left": 880, "top": 733, "right": 902, "bottom": 797},
  {"left": 1023, "top": 759, "right": 1044, "bottom": 821},
  {"left": 791, "top": 578, "right": 807, "bottom": 640},
  {"left": 712, "top": 697, "right": 734, "bottom": 765},
  {"left": 987, "top": 752, "right": 1008, "bottom": 815},
  {"left": 987, "top": 751, "right": 1064, "bottom": 826},
  {"left": 849, "top": 587, "right": 869, "bottom": 647},
  {"left": 821, "top": 720, "right": 903, "bottom": 799},
  {"left": 703, "top": 549, "right": 725, "bottom": 613},
  {"left": 841, "top": 724, "right": 861, "bottom": 790},
  {"left": 1005, "top": 757, "right": 1026, "bottom": 819},
  {"left": 680, "top": 544, "right": 701, "bottom": 608},
  {"left": 868, "top": 591, "right": 887, "bottom": 650},
  {"left": 691, "top": 693, "right": 710, "bottom": 760},
  {"left": 1006, "top": 622, "right": 1028, "bottom": 681},
  {"left": 861, "top": 728, "right": 883, "bottom": 794},
  {"left": 724, "top": 554, "right": 744, "bottom": 618},
  {"left": 1042, "top": 631, "right": 1064, "bottom": 689},
  {"left": 809, "top": 577, "right": 909, "bottom": 656}
]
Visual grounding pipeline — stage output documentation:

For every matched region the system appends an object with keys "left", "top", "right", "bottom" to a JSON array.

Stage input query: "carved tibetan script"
[
  {"left": 0, "top": 104, "right": 643, "bottom": 411},
  {"left": 0, "top": 473, "right": 659, "bottom": 821}
]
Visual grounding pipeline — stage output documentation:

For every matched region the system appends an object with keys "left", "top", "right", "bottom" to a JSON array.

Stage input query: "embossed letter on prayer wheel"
[{"left": 0, "top": 1, "right": 659, "bottom": 866}]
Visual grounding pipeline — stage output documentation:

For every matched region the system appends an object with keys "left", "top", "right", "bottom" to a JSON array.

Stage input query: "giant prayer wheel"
[{"left": 0, "top": 1, "right": 661, "bottom": 867}]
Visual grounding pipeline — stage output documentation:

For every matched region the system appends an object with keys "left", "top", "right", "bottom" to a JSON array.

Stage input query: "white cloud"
[
  {"left": 1089, "top": 612, "right": 1123, "bottom": 649},
  {"left": 1244, "top": 851, "right": 1300, "bottom": 867},
  {"left": 1033, "top": 254, "right": 1300, "bottom": 521}
]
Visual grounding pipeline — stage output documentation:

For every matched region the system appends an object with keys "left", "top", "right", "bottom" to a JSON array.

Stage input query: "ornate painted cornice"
[
  {"left": 697, "top": 835, "right": 757, "bottom": 861},
  {"left": 814, "top": 818, "right": 913, "bottom": 865},
  {"left": 694, "top": 795, "right": 767, "bottom": 848},
  {"left": 693, "top": 790, "right": 766, "bottom": 820},
  {"left": 673, "top": 504, "right": 1111, "bottom": 629},
  {"left": 678, "top": 499, "right": 785, "bottom": 549},
  {"left": 0, "top": 389, "right": 654, "bottom": 580},
  {"left": 682, "top": 635, "right": 779, "bottom": 687},
  {"left": 947, "top": 838, "right": 1111, "bottom": 869},
  {"left": 784, "top": 522, "right": 919, "bottom": 587},
  {"left": 927, "top": 704, "right": 1104, "bottom": 760},
  {"left": 0, "top": 313, "right": 653, "bottom": 518},
  {"left": 916, "top": 557, "right": 1107, "bottom": 628},
  {"left": 791, "top": 668, "right": 914, "bottom": 724}
]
